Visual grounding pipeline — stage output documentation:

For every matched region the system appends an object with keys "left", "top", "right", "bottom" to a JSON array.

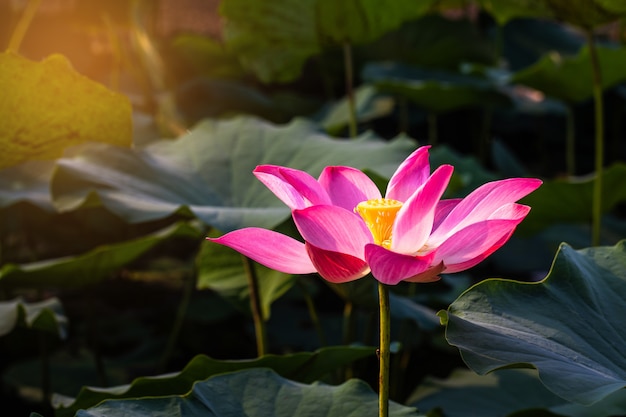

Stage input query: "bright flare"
[{"left": 355, "top": 198, "right": 402, "bottom": 248}]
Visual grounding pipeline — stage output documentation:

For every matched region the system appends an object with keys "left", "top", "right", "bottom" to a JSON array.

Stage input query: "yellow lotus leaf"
[{"left": 0, "top": 52, "right": 132, "bottom": 170}]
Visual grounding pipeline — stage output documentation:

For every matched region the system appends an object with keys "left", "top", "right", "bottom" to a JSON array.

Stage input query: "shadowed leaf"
[
  {"left": 440, "top": 241, "right": 626, "bottom": 405},
  {"left": 57, "top": 347, "right": 379, "bottom": 417}
]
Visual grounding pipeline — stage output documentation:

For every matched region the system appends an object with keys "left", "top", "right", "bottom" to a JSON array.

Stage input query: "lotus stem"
[
  {"left": 378, "top": 282, "right": 391, "bottom": 417},
  {"left": 343, "top": 41, "right": 358, "bottom": 138},
  {"left": 7, "top": 0, "right": 41, "bottom": 53},
  {"left": 242, "top": 255, "right": 268, "bottom": 356},
  {"left": 587, "top": 30, "right": 604, "bottom": 246}
]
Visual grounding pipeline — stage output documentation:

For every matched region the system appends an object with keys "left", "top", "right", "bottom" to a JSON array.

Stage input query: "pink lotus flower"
[{"left": 208, "top": 146, "right": 541, "bottom": 285}]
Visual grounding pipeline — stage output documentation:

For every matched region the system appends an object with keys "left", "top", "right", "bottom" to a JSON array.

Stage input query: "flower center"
[{"left": 355, "top": 198, "right": 403, "bottom": 248}]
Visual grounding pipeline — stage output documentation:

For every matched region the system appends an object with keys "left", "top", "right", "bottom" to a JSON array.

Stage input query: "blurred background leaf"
[
  {"left": 440, "top": 241, "right": 626, "bottom": 405},
  {"left": 0, "top": 53, "right": 132, "bottom": 170}
]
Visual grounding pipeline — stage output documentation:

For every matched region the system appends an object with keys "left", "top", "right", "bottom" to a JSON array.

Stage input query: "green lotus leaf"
[
  {"left": 220, "top": 0, "right": 433, "bottom": 83},
  {"left": 362, "top": 14, "right": 496, "bottom": 69},
  {"left": 51, "top": 116, "right": 416, "bottom": 233},
  {"left": 57, "top": 346, "right": 378, "bottom": 417},
  {"left": 511, "top": 45, "right": 626, "bottom": 103},
  {"left": 0, "top": 222, "right": 203, "bottom": 288},
  {"left": 0, "top": 297, "right": 67, "bottom": 338},
  {"left": 544, "top": 0, "right": 625, "bottom": 28},
  {"left": 315, "top": 0, "right": 429, "bottom": 45},
  {"left": 0, "top": 52, "right": 132, "bottom": 170},
  {"left": 439, "top": 241, "right": 626, "bottom": 405},
  {"left": 487, "top": 0, "right": 626, "bottom": 28},
  {"left": 220, "top": 0, "right": 320, "bottom": 83},
  {"left": 363, "top": 62, "right": 512, "bottom": 113},
  {"left": 75, "top": 368, "right": 422, "bottom": 417},
  {"left": 477, "top": 0, "right": 553, "bottom": 25},
  {"left": 412, "top": 367, "right": 626, "bottom": 417},
  {"left": 518, "top": 163, "right": 626, "bottom": 236}
]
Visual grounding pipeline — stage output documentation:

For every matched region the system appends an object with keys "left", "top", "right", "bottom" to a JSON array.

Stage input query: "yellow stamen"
[{"left": 355, "top": 198, "right": 403, "bottom": 248}]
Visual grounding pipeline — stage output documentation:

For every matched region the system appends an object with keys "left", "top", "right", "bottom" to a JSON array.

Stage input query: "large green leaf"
[
  {"left": 439, "top": 241, "right": 626, "bottom": 405},
  {"left": 477, "top": 0, "right": 553, "bottom": 25},
  {"left": 76, "top": 368, "right": 422, "bottom": 417},
  {"left": 363, "top": 62, "right": 512, "bottom": 113},
  {"left": 0, "top": 222, "right": 203, "bottom": 288},
  {"left": 543, "top": 0, "right": 625, "bottom": 28},
  {"left": 315, "top": 0, "right": 428, "bottom": 45},
  {"left": 489, "top": 0, "right": 626, "bottom": 28},
  {"left": 411, "top": 368, "right": 626, "bottom": 417},
  {"left": 518, "top": 163, "right": 626, "bottom": 236},
  {"left": 57, "top": 346, "right": 377, "bottom": 417},
  {"left": 411, "top": 368, "right": 565, "bottom": 417},
  {"left": 0, "top": 297, "right": 67, "bottom": 338},
  {"left": 220, "top": 0, "right": 432, "bottom": 83},
  {"left": 511, "top": 46, "right": 626, "bottom": 103},
  {"left": 361, "top": 14, "right": 496, "bottom": 70},
  {"left": 51, "top": 116, "right": 415, "bottom": 232},
  {"left": 0, "top": 52, "right": 132, "bottom": 169},
  {"left": 220, "top": 0, "right": 320, "bottom": 83}
]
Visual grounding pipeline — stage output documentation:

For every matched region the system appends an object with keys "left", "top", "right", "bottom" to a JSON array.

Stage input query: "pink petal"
[
  {"left": 318, "top": 166, "right": 382, "bottom": 211},
  {"left": 404, "top": 263, "right": 445, "bottom": 283},
  {"left": 431, "top": 213, "right": 529, "bottom": 273},
  {"left": 429, "top": 177, "right": 541, "bottom": 245},
  {"left": 365, "top": 244, "right": 437, "bottom": 285},
  {"left": 432, "top": 198, "right": 462, "bottom": 233},
  {"left": 487, "top": 202, "right": 529, "bottom": 220},
  {"left": 208, "top": 228, "right": 316, "bottom": 274},
  {"left": 391, "top": 164, "right": 454, "bottom": 254},
  {"left": 441, "top": 230, "right": 513, "bottom": 274},
  {"left": 385, "top": 146, "right": 431, "bottom": 202},
  {"left": 253, "top": 165, "right": 331, "bottom": 210},
  {"left": 292, "top": 205, "right": 372, "bottom": 259},
  {"left": 306, "top": 242, "right": 370, "bottom": 283}
]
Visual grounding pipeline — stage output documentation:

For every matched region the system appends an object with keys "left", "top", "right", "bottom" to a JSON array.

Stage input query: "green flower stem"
[
  {"left": 343, "top": 41, "right": 358, "bottom": 138},
  {"left": 378, "top": 282, "right": 391, "bottom": 417},
  {"left": 7, "top": 0, "right": 41, "bottom": 53},
  {"left": 242, "top": 255, "right": 268, "bottom": 356},
  {"left": 391, "top": 284, "right": 417, "bottom": 399},
  {"left": 587, "top": 30, "right": 604, "bottom": 246}
]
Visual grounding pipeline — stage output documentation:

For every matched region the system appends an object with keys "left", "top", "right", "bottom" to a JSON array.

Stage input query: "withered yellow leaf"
[{"left": 0, "top": 52, "right": 132, "bottom": 170}]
